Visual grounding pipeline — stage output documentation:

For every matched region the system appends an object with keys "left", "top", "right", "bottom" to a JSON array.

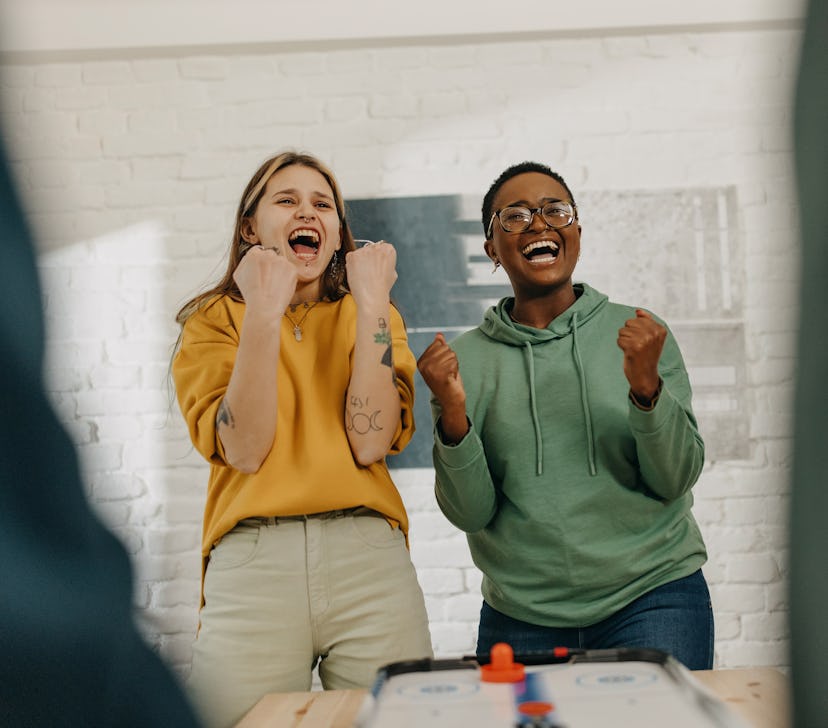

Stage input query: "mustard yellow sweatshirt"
[{"left": 172, "top": 294, "right": 416, "bottom": 597}]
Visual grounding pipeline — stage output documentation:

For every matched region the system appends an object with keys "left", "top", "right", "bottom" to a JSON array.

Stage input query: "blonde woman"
[{"left": 173, "top": 152, "right": 432, "bottom": 728}]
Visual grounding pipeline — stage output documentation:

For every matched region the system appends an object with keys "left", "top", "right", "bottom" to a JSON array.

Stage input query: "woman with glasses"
[
  {"left": 418, "top": 161, "right": 713, "bottom": 670},
  {"left": 172, "top": 151, "right": 432, "bottom": 728}
]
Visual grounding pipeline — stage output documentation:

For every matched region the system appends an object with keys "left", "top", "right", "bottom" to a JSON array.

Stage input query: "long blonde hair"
[{"left": 175, "top": 151, "right": 356, "bottom": 326}]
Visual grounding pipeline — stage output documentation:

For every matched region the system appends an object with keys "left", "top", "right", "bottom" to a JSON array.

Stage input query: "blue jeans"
[{"left": 477, "top": 569, "right": 714, "bottom": 670}]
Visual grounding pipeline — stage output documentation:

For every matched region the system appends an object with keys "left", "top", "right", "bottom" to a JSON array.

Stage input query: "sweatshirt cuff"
[
  {"left": 628, "top": 378, "right": 663, "bottom": 410},
  {"left": 433, "top": 417, "right": 482, "bottom": 470},
  {"left": 628, "top": 383, "right": 674, "bottom": 432}
]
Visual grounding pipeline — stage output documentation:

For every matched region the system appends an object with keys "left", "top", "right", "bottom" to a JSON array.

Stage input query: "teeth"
[
  {"left": 289, "top": 228, "right": 320, "bottom": 243},
  {"left": 521, "top": 240, "right": 559, "bottom": 255}
]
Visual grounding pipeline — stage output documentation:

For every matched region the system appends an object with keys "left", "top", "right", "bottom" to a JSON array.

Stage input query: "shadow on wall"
[{"left": 37, "top": 218, "right": 205, "bottom": 671}]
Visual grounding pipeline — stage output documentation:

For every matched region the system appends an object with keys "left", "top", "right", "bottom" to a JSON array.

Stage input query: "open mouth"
[
  {"left": 289, "top": 228, "right": 320, "bottom": 261},
  {"left": 521, "top": 239, "right": 560, "bottom": 263}
]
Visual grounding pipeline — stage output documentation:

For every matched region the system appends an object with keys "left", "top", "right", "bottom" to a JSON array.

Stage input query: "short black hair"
[{"left": 481, "top": 161, "right": 576, "bottom": 238}]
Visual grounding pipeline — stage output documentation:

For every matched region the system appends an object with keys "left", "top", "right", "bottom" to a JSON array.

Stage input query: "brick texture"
[{"left": 0, "top": 25, "right": 799, "bottom": 679}]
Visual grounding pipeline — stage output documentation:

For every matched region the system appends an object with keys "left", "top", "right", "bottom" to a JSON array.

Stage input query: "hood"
[
  {"left": 477, "top": 282, "right": 607, "bottom": 477},
  {"left": 479, "top": 282, "right": 609, "bottom": 345}
]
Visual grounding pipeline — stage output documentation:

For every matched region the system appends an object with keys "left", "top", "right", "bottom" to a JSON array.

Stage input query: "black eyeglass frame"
[{"left": 486, "top": 200, "right": 578, "bottom": 238}]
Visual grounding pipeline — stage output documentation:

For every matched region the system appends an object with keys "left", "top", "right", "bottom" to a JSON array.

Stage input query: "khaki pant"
[{"left": 186, "top": 509, "right": 433, "bottom": 728}]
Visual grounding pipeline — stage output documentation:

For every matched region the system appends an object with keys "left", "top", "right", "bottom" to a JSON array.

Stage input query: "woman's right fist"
[{"left": 233, "top": 245, "right": 298, "bottom": 315}]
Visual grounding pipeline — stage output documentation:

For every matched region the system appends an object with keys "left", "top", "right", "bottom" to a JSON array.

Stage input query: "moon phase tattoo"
[
  {"left": 347, "top": 395, "right": 383, "bottom": 434},
  {"left": 346, "top": 317, "right": 400, "bottom": 435}
]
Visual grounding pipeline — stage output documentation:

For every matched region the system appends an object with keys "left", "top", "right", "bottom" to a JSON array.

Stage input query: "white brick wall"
[{"left": 0, "top": 22, "right": 800, "bottom": 678}]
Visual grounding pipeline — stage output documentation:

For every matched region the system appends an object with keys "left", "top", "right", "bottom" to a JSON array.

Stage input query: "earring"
[
  {"left": 491, "top": 260, "right": 500, "bottom": 274},
  {"left": 330, "top": 251, "right": 340, "bottom": 277}
]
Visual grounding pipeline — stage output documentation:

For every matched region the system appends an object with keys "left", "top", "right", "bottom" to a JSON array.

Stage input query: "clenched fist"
[
  {"left": 418, "top": 333, "right": 469, "bottom": 444},
  {"left": 234, "top": 244, "right": 297, "bottom": 317},
  {"left": 617, "top": 309, "right": 666, "bottom": 404},
  {"left": 345, "top": 241, "right": 398, "bottom": 310}
]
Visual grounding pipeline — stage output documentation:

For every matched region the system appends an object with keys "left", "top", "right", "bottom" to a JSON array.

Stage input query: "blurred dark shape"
[
  {"left": 0, "top": 128, "right": 200, "bottom": 726},
  {"left": 790, "top": 0, "right": 828, "bottom": 726}
]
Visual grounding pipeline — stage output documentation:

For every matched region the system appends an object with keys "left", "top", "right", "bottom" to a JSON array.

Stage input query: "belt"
[{"left": 239, "top": 507, "right": 377, "bottom": 527}]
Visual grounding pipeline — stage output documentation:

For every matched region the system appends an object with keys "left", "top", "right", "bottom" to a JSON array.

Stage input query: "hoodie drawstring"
[
  {"left": 571, "top": 312, "right": 598, "bottom": 476},
  {"left": 520, "top": 311, "right": 597, "bottom": 477},
  {"left": 523, "top": 342, "right": 544, "bottom": 476}
]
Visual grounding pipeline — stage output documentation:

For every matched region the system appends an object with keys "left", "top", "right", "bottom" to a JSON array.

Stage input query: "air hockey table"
[{"left": 356, "top": 644, "right": 750, "bottom": 728}]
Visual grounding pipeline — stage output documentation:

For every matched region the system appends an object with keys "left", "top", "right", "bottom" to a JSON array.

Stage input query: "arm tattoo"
[
  {"left": 374, "top": 317, "right": 397, "bottom": 381},
  {"left": 216, "top": 400, "right": 235, "bottom": 429},
  {"left": 346, "top": 395, "right": 383, "bottom": 434},
  {"left": 373, "top": 317, "right": 392, "bottom": 346}
]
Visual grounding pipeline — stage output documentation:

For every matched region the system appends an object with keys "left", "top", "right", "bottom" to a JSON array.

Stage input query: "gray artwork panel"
[{"left": 346, "top": 187, "right": 747, "bottom": 467}]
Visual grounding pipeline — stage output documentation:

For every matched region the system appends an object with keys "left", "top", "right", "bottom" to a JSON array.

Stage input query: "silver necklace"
[{"left": 284, "top": 301, "right": 319, "bottom": 342}]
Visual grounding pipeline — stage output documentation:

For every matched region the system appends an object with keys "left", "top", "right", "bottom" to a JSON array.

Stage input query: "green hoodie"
[{"left": 431, "top": 283, "right": 707, "bottom": 627}]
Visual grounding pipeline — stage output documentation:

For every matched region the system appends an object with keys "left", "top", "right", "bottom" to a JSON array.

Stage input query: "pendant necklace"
[{"left": 284, "top": 301, "right": 319, "bottom": 342}]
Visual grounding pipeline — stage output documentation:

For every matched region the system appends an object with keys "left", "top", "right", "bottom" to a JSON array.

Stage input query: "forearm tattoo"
[
  {"left": 374, "top": 317, "right": 397, "bottom": 381},
  {"left": 347, "top": 318, "right": 400, "bottom": 434},
  {"left": 346, "top": 395, "right": 383, "bottom": 435},
  {"left": 216, "top": 400, "right": 235, "bottom": 430}
]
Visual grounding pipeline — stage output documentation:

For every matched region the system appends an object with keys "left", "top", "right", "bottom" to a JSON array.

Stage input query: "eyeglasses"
[{"left": 487, "top": 200, "right": 577, "bottom": 237}]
